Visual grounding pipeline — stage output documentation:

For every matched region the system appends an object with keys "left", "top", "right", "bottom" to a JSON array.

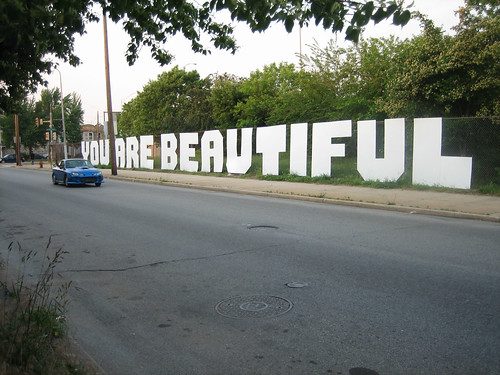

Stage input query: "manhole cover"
[{"left": 215, "top": 295, "right": 293, "bottom": 318}]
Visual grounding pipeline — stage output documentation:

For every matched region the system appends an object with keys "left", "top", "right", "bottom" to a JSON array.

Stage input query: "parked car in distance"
[
  {"left": 52, "top": 159, "right": 104, "bottom": 187},
  {"left": 21, "top": 152, "right": 48, "bottom": 161},
  {"left": 0, "top": 154, "right": 25, "bottom": 163},
  {"left": 32, "top": 153, "right": 48, "bottom": 160}
]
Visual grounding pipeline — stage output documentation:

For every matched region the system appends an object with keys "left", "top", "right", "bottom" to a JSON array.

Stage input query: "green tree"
[
  {"left": 300, "top": 37, "right": 402, "bottom": 121},
  {"left": 302, "top": 0, "right": 499, "bottom": 120},
  {"left": 0, "top": 0, "right": 93, "bottom": 113},
  {"left": 234, "top": 63, "right": 302, "bottom": 127},
  {"left": 0, "top": 88, "right": 84, "bottom": 154},
  {"left": 208, "top": 74, "right": 245, "bottom": 129},
  {"left": 344, "top": 37, "right": 402, "bottom": 119},
  {"left": 0, "top": 98, "right": 42, "bottom": 152},
  {"left": 300, "top": 41, "right": 351, "bottom": 120},
  {"left": 266, "top": 68, "right": 343, "bottom": 124},
  {"left": 0, "top": 0, "right": 410, "bottom": 113},
  {"left": 448, "top": 0, "right": 499, "bottom": 117},
  {"left": 63, "top": 93, "right": 84, "bottom": 143},
  {"left": 382, "top": 3, "right": 499, "bottom": 118},
  {"left": 382, "top": 20, "right": 458, "bottom": 117},
  {"left": 119, "top": 67, "right": 212, "bottom": 135},
  {"left": 35, "top": 89, "right": 83, "bottom": 143}
]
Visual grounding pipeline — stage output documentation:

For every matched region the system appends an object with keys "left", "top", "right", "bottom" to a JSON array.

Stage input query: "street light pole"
[
  {"left": 55, "top": 67, "right": 67, "bottom": 159},
  {"left": 103, "top": 8, "right": 117, "bottom": 175},
  {"left": 299, "top": 26, "right": 303, "bottom": 69},
  {"left": 14, "top": 114, "right": 21, "bottom": 166}
]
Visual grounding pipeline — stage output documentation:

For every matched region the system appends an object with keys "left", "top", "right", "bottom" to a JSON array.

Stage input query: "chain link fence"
[
  {"left": 93, "top": 117, "right": 500, "bottom": 192},
  {"left": 341, "top": 117, "right": 499, "bottom": 190}
]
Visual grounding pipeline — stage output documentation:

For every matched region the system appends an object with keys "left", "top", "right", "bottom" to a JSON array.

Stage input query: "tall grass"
[{"left": 0, "top": 238, "right": 87, "bottom": 374}]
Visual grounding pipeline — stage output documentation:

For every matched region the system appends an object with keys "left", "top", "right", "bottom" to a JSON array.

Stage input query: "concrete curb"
[
  {"left": 67, "top": 336, "right": 106, "bottom": 375},
  {"left": 106, "top": 175, "right": 500, "bottom": 223},
  {"left": 5, "top": 165, "right": 498, "bottom": 223}
]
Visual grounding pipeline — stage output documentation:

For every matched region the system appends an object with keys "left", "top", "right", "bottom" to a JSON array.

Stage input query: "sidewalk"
[{"left": 9, "top": 162, "right": 500, "bottom": 222}]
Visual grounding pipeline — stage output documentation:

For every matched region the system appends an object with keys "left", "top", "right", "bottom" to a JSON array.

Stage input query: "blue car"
[
  {"left": 52, "top": 159, "right": 104, "bottom": 187},
  {"left": 1, "top": 153, "right": 25, "bottom": 163}
]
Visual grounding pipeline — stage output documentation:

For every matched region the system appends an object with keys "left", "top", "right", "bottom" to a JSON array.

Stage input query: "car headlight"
[
  {"left": 94, "top": 172, "right": 102, "bottom": 176},
  {"left": 71, "top": 172, "right": 83, "bottom": 177}
]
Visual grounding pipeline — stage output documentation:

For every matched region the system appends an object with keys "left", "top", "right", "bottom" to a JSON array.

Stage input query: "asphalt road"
[{"left": 1, "top": 167, "right": 499, "bottom": 375}]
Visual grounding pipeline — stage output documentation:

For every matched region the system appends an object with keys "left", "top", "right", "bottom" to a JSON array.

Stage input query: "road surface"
[{"left": 1, "top": 167, "right": 499, "bottom": 375}]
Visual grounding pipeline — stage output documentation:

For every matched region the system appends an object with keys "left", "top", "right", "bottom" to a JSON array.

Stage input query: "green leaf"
[
  {"left": 345, "top": 26, "right": 361, "bottom": 42},
  {"left": 285, "top": 17, "right": 294, "bottom": 33},
  {"left": 393, "top": 10, "right": 411, "bottom": 26},
  {"left": 371, "top": 8, "right": 387, "bottom": 24},
  {"left": 323, "top": 17, "right": 333, "bottom": 30},
  {"left": 351, "top": 11, "right": 360, "bottom": 26},
  {"left": 386, "top": 3, "right": 398, "bottom": 16},
  {"left": 399, "top": 10, "right": 412, "bottom": 26},
  {"left": 363, "top": 2, "right": 375, "bottom": 18}
]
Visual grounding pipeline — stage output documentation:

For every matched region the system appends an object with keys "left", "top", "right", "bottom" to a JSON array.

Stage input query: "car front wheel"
[
  {"left": 52, "top": 174, "right": 58, "bottom": 185},
  {"left": 63, "top": 175, "right": 69, "bottom": 187}
]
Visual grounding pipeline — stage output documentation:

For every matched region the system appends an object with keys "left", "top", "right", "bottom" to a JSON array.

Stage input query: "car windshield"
[{"left": 66, "top": 160, "right": 93, "bottom": 168}]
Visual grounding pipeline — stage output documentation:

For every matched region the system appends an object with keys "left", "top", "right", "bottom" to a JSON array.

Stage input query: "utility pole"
[
  {"left": 14, "top": 114, "right": 21, "bottom": 166},
  {"left": 55, "top": 68, "right": 68, "bottom": 159},
  {"left": 103, "top": 8, "right": 117, "bottom": 175},
  {"left": 49, "top": 101, "right": 54, "bottom": 164}
]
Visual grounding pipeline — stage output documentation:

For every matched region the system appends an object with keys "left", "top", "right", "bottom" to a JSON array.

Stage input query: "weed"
[
  {"left": 0, "top": 238, "right": 90, "bottom": 374},
  {"left": 477, "top": 182, "right": 500, "bottom": 195}
]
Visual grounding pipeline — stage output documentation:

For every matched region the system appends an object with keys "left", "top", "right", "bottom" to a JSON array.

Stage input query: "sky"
[{"left": 40, "top": 0, "right": 465, "bottom": 124}]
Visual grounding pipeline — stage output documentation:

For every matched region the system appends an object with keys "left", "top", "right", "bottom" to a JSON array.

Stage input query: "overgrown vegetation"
[
  {"left": 118, "top": 1, "right": 499, "bottom": 136},
  {"left": 0, "top": 239, "right": 89, "bottom": 374}
]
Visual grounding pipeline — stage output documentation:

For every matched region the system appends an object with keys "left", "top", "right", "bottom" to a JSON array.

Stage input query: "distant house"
[{"left": 81, "top": 124, "right": 104, "bottom": 142}]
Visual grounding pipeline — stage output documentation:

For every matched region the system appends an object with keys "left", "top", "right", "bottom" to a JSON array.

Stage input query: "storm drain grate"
[
  {"left": 215, "top": 295, "right": 293, "bottom": 318},
  {"left": 285, "top": 282, "right": 309, "bottom": 288}
]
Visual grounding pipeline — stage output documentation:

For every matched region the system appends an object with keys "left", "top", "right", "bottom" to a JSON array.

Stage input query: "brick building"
[{"left": 81, "top": 124, "right": 105, "bottom": 142}]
